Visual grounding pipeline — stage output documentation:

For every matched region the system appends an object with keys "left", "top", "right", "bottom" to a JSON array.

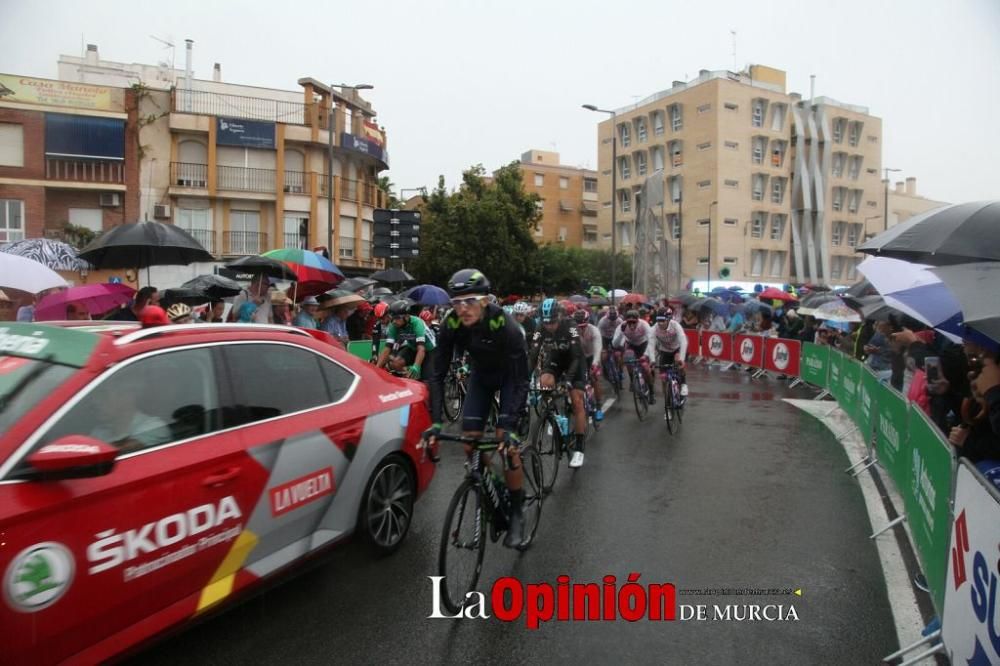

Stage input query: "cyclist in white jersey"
[
  {"left": 572, "top": 308, "right": 604, "bottom": 421},
  {"left": 652, "top": 306, "right": 689, "bottom": 400},
  {"left": 611, "top": 309, "right": 657, "bottom": 404}
]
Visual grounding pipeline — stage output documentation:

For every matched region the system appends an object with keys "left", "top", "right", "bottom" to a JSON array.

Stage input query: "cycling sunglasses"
[{"left": 450, "top": 296, "right": 483, "bottom": 309}]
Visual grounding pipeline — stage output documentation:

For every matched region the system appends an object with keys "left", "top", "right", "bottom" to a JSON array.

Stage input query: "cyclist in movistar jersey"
[
  {"left": 652, "top": 306, "right": 689, "bottom": 400},
  {"left": 529, "top": 298, "right": 589, "bottom": 468},
  {"left": 572, "top": 308, "right": 604, "bottom": 422},
  {"left": 425, "top": 269, "right": 530, "bottom": 548}
]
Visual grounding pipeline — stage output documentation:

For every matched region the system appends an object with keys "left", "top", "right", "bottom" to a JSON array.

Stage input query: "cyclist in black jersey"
[
  {"left": 528, "top": 298, "right": 589, "bottom": 468},
  {"left": 425, "top": 269, "right": 531, "bottom": 548}
]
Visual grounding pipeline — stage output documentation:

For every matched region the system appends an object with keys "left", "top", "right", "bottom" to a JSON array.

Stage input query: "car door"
[
  {"left": 220, "top": 342, "right": 366, "bottom": 580},
  {"left": 0, "top": 345, "right": 268, "bottom": 665}
]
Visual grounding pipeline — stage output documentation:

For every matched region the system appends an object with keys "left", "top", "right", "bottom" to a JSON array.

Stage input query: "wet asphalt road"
[{"left": 137, "top": 365, "right": 897, "bottom": 665}]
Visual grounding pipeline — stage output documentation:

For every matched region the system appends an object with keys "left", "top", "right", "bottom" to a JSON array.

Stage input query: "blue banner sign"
[
  {"left": 217, "top": 117, "right": 275, "bottom": 149},
  {"left": 340, "top": 132, "right": 388, "bottom": 168}
]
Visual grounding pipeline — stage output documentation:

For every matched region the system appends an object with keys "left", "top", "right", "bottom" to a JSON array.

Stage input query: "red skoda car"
[{"left": 0, "top": 322, "right": 435, "bottom": 664}]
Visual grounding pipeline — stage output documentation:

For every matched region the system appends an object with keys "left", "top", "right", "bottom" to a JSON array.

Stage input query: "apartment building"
[
  {"left": 592, "top": 65, "right": 883, "bottom": 288},
  {"left": 57, "top": 44, "right": 390, "bottom": 271},
  {"left": 519, "top": 150, "right": 599, "bottom": 248},
  {"left": 886, "top": 177, "right": 947, "bottom": 229},
  {"left": 0, "top": 73, "right": 141, "bottom": 243}
]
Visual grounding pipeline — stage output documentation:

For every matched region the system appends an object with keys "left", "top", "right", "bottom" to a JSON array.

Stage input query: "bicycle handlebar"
[{"left": 433, "top": 432, "right": 504, "bottom": 448}]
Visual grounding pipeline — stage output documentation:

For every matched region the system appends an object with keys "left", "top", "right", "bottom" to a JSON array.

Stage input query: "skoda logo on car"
[{"left": 4, "top": 542, "right": 75, "bottom": 613}]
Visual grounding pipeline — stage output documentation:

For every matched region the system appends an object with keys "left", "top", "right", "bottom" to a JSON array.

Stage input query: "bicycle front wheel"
[
  {"left": 663, "top": 380, "right": 675, "bottom": 434},
  {"left": 519, "top": 445, "right": 545, "bottom": 548},
  {"left": 438, "top": 479, "right": 487, "bottom": 614},
  {"left": 633, "top": 375, "right": 648, "bottom": 421},
  {"left": 673, "top": 380, "right": 684, "bottom": 426},
  {"left": 443, "top": 376, "right": 462, "bottom": 423},
  {"left": 532, "top": 412, "right": 561, "bottom": 494}
]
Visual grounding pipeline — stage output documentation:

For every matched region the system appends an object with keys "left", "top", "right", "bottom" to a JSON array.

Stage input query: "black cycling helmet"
[
  {"left": 389, "top": 299, "right": 412, "bottom": 317},
  {"left": 625, "top": 309, "right": 640, "bottom": 321},
  {"left": 656, "top": 306, "right": 674, "bottom": 321},
  {"left": 447, "top": 268, "right": 491, "bottom": 297}
]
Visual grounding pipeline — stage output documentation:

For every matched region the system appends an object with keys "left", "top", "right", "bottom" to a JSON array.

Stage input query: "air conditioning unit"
[
  {"left": 99, "top": 193, "right": 121, "bottom": 207},
  {"left": 153, "top": 204, "right": 171, "bottom": 219}
]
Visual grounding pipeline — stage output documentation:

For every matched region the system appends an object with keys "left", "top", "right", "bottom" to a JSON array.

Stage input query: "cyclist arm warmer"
[
  {"left": 502, "top": 320, "right": 531, "bottom": 431},
  {"left": 612, "top": 325, "right": 624, "bottom": 349},
  {"left": 591, "top": 325, "right": 603, "bottom": 362},
  {"left": 428, "top": 324, "right": 454, "bottom": 425}
]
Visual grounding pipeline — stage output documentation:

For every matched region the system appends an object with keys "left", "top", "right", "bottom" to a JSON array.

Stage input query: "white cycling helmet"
[{"left": 513, "top": 301, "right": 531, "bottom": 315}]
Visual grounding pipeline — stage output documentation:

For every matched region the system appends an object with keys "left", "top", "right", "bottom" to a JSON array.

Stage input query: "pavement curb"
[{"left": 784, "top": 398, "right": 928, "bottom": 657}]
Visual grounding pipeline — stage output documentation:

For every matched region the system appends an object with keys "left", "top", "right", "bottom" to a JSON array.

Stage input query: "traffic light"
[{"left": 372, "top": 209, "right": 421, "bottom": 259}]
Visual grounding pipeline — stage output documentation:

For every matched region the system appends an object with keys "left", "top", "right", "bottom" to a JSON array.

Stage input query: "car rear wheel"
[{"left": 359, "top": 456, "right": 415, "bottom": 555}]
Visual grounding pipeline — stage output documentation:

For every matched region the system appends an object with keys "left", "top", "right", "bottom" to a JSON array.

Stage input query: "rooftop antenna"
[
  {"left": 731, "top": 29, "right": 737, "bottom": 71},
  {"left": 150, "top": 35, "right": 176, "bottom": 71}
]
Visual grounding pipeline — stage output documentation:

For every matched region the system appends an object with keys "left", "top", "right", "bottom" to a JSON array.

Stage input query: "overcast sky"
[{"left": 3, "top": 0, "right": 997, "bottom": 203}]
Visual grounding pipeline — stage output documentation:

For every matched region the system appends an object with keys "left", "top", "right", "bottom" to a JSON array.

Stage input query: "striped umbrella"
[
  {"left": 261, "top": 248, "right": 344, "bottom": 297},
  {"left": 1, "top": 238, "right": 91, "bottom": 271}
]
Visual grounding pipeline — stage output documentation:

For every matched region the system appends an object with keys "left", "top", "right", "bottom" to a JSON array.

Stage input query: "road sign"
[
  {"left": 373, "top": 246, "right": 419, "bottom": 259},
  {"left": 374, "top": 220, "right": 421, "bottom": 236},
  {"left": 373, "top": 209, "right": 421, "bottom": 224},
  {"left": 372, "top": 208, "right": 421, "bottom": 259},
  {"left": 373, "top": 234, "right": 420, "bottom": 250}
]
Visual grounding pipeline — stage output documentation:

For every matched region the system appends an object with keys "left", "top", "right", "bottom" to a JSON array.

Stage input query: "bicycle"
[
  {"left": 530, "top": 384, "right": 574, "bottom": 494},
  {"left": 583, "top": 373, "right": 601, "bottom": 434},
  {"left": 442, "top": 358, "right": 469, "bottom": 423},
  {"left": 622, "top": 350, "right": 650, "bottom": 421},
  {"left": 436, "top": 433, "right": 544, "bottom": 614},
  {"left": 601, "top": 350, "right": 623, "bottom": 399},
  {"left": 659, "top": 361, "right": 685, "bottom": 434}
]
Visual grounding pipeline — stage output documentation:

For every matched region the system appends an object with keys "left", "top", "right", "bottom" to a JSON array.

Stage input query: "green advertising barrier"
[
  {"left": 857, "top": 366, "right": 880, "bottom": 445},
  {"left": 800, "top": 342, "right": 830, "bottom": 388},
  {"left": 827, "top": 349, "right": 844, "bottom": 403},
  {"left": 840, "top": 357, "right": 862, "bottom": 425},
  {"left": 902, "top": 404, "right": 954, "bottom": 613},
  {"left": 874, "top": 382, "right": 909, "bottom": 490}
]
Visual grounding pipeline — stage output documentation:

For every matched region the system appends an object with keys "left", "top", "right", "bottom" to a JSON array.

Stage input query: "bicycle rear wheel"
[
  {"left": 519, "top": 445, "right": 544, "bottom": 548},
  {"left": 438, "top": 479, "right": 487, "bottom": 614},
  {"left": 532, "top": 411, "right": 561, "bottom": 494},
  {"left": 443, "top": 376, "right": 463, "bottom": 423},
  {"left": 673, "top": 379, "right": 684, "bottom": 426},
  {"left": 633, "top": 374, "right": 648, "bottom": 421},
  {"left": 663, "top": 380, "right": 675, "bottom": 434}
]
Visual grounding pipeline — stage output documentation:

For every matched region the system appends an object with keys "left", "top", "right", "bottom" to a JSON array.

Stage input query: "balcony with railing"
[
  {"left": 217, "top": 165, "right": 276, "bottom": 193},
  {"left": 283, "top": 170, "right": 310, "bottom": 195},
  {"left": 171, "top": 162, "right": 208, "bottom": 188},
  {"left": 174, "top": 88, "right": 307, "bottom": 125},
  {"left": 223, "top": 230, "right": 267, "bottom": 256},
  {"left": 283, "top": 232, "right": 309, "bottom": 249},
  {"left": 45, "top": 157, "right": 124, "bottom": 184},
  {"left": 318, "top": 176, "right": 385, "bottom": 206},
  {"left": 183, "top": 228, "right": 216, "bottom": 254}
]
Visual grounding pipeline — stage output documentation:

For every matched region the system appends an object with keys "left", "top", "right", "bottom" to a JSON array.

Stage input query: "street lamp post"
[
  {"left": 882, "top": 167, "right": 901, "bottom": 232},
  {"left": 326, "top": 83, "right": 373, "bottom": 259},
  {"left": 582, "top": 104, "right": 617, "bottom": 304},
  {"left": 707, "top": 201, "right": 717, "bottom": 292}
]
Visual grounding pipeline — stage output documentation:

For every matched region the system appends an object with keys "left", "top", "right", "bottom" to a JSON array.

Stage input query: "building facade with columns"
[{"left": 592, "top": 65, "right": 883, "bottom": 289}]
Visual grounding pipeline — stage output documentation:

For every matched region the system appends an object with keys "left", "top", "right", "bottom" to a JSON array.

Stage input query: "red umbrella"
[
  {"left": 758, "top": 287, "right": 797, "bottom": 303},
  {"left": 35, "top": 283, "right": 136, "bottom": 320},
  {"left": 620, "top": 293, "right": 648, "bottom": 305}
]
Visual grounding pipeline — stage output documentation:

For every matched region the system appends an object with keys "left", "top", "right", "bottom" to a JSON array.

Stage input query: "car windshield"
[{"left": 0, "top": 356, "right": 76, "bottom": 435}]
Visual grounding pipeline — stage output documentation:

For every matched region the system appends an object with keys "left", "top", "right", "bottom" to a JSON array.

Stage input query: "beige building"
[
  {"left": 59, "top": 44, "right": 390, "bottom": 272},
  {"left": 885, "top": 177, "right": 947, "bottom": 229},
  {"left": 593, "top": 65, "right": 883, "bottom": 289},
  {"left": 518, "top": 150, "right": 599, "bottom": 248}
]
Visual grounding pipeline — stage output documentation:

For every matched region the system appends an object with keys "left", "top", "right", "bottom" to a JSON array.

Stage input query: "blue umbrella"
[
  {"left": 693, "top": 297, "right": 728, "bottom": 316},
  {"left": 400, "top": 284, "right": 450, "bottom": 306},
  {"left": 743, "top": 300, "right": 773, "bottom": 316}
]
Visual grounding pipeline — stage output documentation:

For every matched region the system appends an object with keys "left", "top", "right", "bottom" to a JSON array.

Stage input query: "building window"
[
  {"left": 0, "top": 123, "right": 24, "bottom": 167},
  {"left": 750, "top": 249, "right": 767, "bottom": 277},
  {"left": 724, "top": 218, "right": 738, "bottom": 225},
  {"left": 668, "top": 214, "right": 680, "bottom": 239},
  {"left": 724, "top": 179, "right": 738, "bottom": 189},
  {"left": 847, "top": 223, "right": 860, "bottom": 247},
  {"left": 653, "top": 111, "right": 664, "bottom": 136},
  {"left": 359, "top": 219, "right": 371, "bottom": 259},
  {"left": 848, "top": 121, "right": 862, "bottom": 147},
  {"left": 697, "top": 257, "right": 709, "bottom": 265},
  {"left": 831, "top": 256, "right": 844, "bottom": 280},
  {"left": 697, "top": 180, "right": 711, "bottom": 189},
  {"left": 584, "top": 178, "right": 597, "bottom": 193},
  {"left": 867, "top": 135, "right": 879, "bottom": 144},
  {"left": 697, "top": 218, "right": 710, "bottom": 226},
  {"left": 636, "top": 152, "right": 647, "bottom": 177},
  {"left": 832, "top": 221, "right": 845, "bottom": 246},
  {"left": 770, "top": 104, "right": 786, "bottom": 132},
  {"left": 583, "top": 230, "right": 598, "bottom": 243},
  {"left": 697, "top": 141, "right": 711, "bottom": 151},
  {"left": 559, "top": 176, "right": 569, "bottom": 189},
  {"left": 619, "top": 156, "right": 630, "bottom": 180},
  {"left": 848, "top": 155, "right": 863, "bottom": 180},
  {"left": 832, "top": 118, "right": 846, "bottom": 143},
  {"left": 230, "top": 210, "right": 261, "bottom": 254},
  {"left": 770, "top": 214, "right": 786, "bottom": 240},
  {"left": 752, "top": 137, "right": 766, "bottom": 165},
  {"left": 771, "top": 141, "right": 785, "bottom": 167},
  {"left": 832, "top": 153, "right": 846, "bottom": 178},
  {"left": 771, "top": 178, "right": 785, "bottom": 204},
  {"left": 848, "top": 189, "right": 862, "bottom": 213},
  {"left": 866, "top": 168, "right": 878, "bottom": 175},
  {"left": 339, "top": 215, "right": 356, "bottom": 258},
  {"left": 867, "top": 200, "right": 878, "bottom": 208},
  {"left": 752, "top": 173, "right": 767, "bottom": 201},
  {"left": 724, "top": 140, "right": 739, "bottom": 150},
  {"left": 619, "top": 190, "right": 631, "bottom": 213},
  {"left": 832, "top": 187, "right": 845, "bottom": 212},
  {"left": 636, "top": 119, "right": 647, "bottom": 143},
  {"left": 723, "top": 256, "right": 738, "bottom": 264},
  {"left": 670, "top": 104, "right": 683, "bottom": 132},
  {"left": 669, "top": 140, "right": 683, "bottom": 167},
  {"left": 651, "top": 146, "right": 664, "bottom": 171},
  {"left": 769, "top": 250, "right": 786, "bottom": 277},
  {"left": 752, "top": 100, "right": 764, "bottom": 128},
  {"left": 0, "top": 199, "right": 25, "bottom": 242},
  {"left": 534, "top": 173, "right": 544, "bottom": 187},
  {"left": 724, "top": 102, "right": 739, "bottom": 111},
  {"left": 697, "top": 103, "right": 711, "bottom": 114},
  {"left": 751, "top": 213, "right": 766, "bottom": 238},
  {"left": 619, "top": 123, "right": 631, "bottom": 148},
  {"left": 668, "top": 176, "right": 682, "bottom": 203},
  {"left": 68, "top": 208, "right": 103, "bottom": 234}
]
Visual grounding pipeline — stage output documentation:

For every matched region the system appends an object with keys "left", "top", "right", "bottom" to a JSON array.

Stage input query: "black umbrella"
[
  {"left": 370, "top": 267, "right": 415, "bottom": 283},
  {"left": 78, "top": 221, "right": 214, "bottom": 269},
  {"left": 224, "top": 255, "right": 298, "bottom": 281},
  {"left": 843, "top": 278, "right": 878, "bottom": 298},
  {"left": 857, "top": 200, "right": 1000, "bottom": 265},
  {"left": 161, "top": 287, "right": 209, "bottom": 306},
  {"left": 372, "top": 287, "right": 394, "bottom": 296},
  {"left": 841, "top": 294, "right": 897, "bottom": 322},
  {"left": 180, "top": 274, "right": 244, "bottom": 299},
  {"left": 340, "top": 276, "right": 378, "bottom": 292}
]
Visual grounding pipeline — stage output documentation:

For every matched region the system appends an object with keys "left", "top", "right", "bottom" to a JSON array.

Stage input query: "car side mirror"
[{"left": 23, "top": 436, "right": 119, "bottom": 480}]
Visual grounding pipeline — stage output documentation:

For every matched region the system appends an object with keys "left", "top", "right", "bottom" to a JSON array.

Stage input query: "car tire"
[{"left": 358, "top": 455, "right": 416, "bottom": 556}]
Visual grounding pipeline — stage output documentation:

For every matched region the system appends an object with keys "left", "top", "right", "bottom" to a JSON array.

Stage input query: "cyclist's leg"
[
  {"left": 588, "top": 356, "right": 604, "bottom": 417},
  {"left": 496, "top": 377, "right": 527, "bottom": 547}
]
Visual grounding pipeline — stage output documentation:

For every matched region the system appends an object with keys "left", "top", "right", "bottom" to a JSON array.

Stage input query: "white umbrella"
[
  {"left": 858, "top": 255, "right": 962, "bottom": 342},
  {"left": 610, "top": 289, "right": 629, "bottom": 298},
  {"left": 0, "top": 253, "right": 68, "bottom": 293},
  {"left": 931, "top": 262, "right": 1000, "bottom": 344},
  {"left": 857, "top": 256, "right": 937, "bottom": 294}
]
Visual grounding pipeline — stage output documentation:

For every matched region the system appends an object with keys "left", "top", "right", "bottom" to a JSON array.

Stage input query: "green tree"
[
  {"left": 533, "top": 245, "right": 632, "bottom": 296},
  {"left": 376, "top": 176, "right": 401, "bottom": 208},
  {"left": 62, "top": 223, "right": 97, "bottom": 250},
  {"left": 412, "top": 163, "right": 540, "bottom": 294}
]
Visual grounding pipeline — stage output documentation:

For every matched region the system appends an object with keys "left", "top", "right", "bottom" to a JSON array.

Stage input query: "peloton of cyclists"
[
  {"left": 611, "top": 309, "right": 657, "bottom": 403},
  {"left": 652, "top": 306, "right": 689, "bottom": 402}
]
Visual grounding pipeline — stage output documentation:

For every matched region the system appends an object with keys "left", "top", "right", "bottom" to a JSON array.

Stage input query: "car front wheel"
[{"left": 359, "top": 455, "right": 416, "bottom": 555}]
